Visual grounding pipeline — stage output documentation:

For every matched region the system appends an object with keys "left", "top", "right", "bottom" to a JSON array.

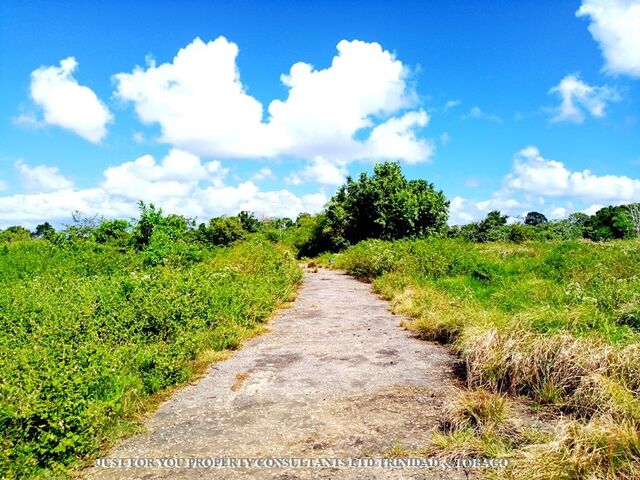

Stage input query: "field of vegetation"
[
  {"left": 2, "top": 161, "right": 639, "bottom": 479},
  {"left": 321, "top": 239, "right": 640, "bottom": 478},
  {"left": 300, "top": 162, "right": 640, "bottom": 479},
  {"left": 0, "top": 204, "right": 301, "bottom": 479}
]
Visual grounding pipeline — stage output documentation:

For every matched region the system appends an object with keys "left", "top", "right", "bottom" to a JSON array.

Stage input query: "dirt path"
[{"left": 86, "top": 268, "right": 467, "bottom": 479}]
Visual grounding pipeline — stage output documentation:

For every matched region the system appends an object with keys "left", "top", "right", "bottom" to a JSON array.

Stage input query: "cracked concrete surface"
[{"left": 85, "top": 268, "right": 468, "bottom": 479}]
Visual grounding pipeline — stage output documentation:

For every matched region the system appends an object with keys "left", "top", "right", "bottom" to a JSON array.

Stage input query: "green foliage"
[
  {"left": 131, "top": 201, "right": 166, "bottom": 249},
  {"left": 468, "top": 211, "right": 509, "bottom": 243},
  {"left": 197, "top": 216, "right": 246, "bottom": 247},
  {"left": 34, "top": 222, "right": 56, "bottom": 240},
  {"left": 0, "top": 237, "right": 301, "bottom": 478},
  {"left": 446, "top": 204, "right": 637, "bottom": 245},
  {"left": 585, "top": 205, "right": 635, "bottom": 241},
  {"left": 237, "top": 210, "right": 260, "bottom": 233},
  {"left": 298, "top": 161, "right": 449, "bottom": 256},
  {"left": 92, "top": 219, "right": 131, "bottom": 247},
  {"left": 524, "top": 211, "right": 548, "bottom": 226},
  {"left": 0, "top": 226, "right": 32, "bottom": 243},
  {"left": 330, "top": 237, "right": 640, "bottom": 476}
]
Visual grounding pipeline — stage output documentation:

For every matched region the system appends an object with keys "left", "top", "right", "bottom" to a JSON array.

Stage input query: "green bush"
[{"left": 0, "top": 238, "right": 301, "bottom": 478}]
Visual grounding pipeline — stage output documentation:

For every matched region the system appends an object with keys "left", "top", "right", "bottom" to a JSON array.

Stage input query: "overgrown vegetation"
[
  {"left": 323, "top": 238, "right": 640, "bottom": 478},
  {"left": 294, "top": 161, "right": 449, "bottom": 256},
  {"left": 2, "top": 160, "right": 639, "bottom": 479},
  {"left": 292, "top": 162, "right": 640, "bottom": 258},
  {"left": 0, "top": 204, "right": 301, "bottom": 479}
]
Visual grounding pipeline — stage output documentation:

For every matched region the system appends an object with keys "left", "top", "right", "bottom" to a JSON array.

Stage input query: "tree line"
[{"left": 1, "top": 162, "right": 639, "bottom": 258}]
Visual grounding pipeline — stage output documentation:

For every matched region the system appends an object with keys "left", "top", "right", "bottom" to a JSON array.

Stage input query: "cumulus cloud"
[
  {"left": 29, "top": 57, "right": 113, "bottom": 142},
  {"left": 577, "top": 0, "right": 640, "bottom": 78},
  {"left": 286, "top": 156, "right": 348, "bottom": 186},
  {"left": 15, "top": 160, "right": 74, "bottom": 192},
  {"left": 461, "top": 106, "right": 502, "bottom": 123},
  {"left": 114, "top": 37, "right": 432, "bottom": 164},
  {"left": 0, "top": 150, "right": 327, "bottom": 228},
  {"left": 549, "top": 74, "right": 618, "bottom": 123},
  {"left": 450, "top": 146, "right": 640, "bottom": 224},
  {"left": 101, "top": 148, "right": 225, "bottom": 204},
  {"left": 506, "top": 146, "right": 640, "bottom": 203}
]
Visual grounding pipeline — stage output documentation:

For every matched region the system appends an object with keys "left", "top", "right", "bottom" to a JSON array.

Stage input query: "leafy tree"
[
  {"left": 585, "top": 205, "right": 634, "bottom": 241},
  {"left": 197, "top": 216, "right": 245, "bottom": 247},
  {"left": 237, "top": 211, "right": 260, "bottom": 233},
  {"left": 466, "top": 211, "right": 509, "bottom": 242},
  {"left": 0, "top": 226, "right": 32, "bottom": 242},
  {"left": 508, "top": 224, "right": 529, "bottom": 243},
  {"left": 93, "top": 219, "right": 131, "bottom": 246},
  {"left": 132, "top": 201, "right": 164, "bottom": 249},
  {"left": 524, "top": 211, "right": 548, "bottom": 226},
  {"left": 34, "top": 222, "right": 56, "bottom": 240},
  {"left": 300, "top": 161, "right": 448, "bottom": 255}
]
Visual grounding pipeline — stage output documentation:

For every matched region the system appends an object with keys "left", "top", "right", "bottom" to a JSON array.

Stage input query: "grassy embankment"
[
  {"left": 0, "top": 238, "right": 301, "bottom": 479},
  {"left": 319, "top": 238, "right": 640, "bottom": 479}
]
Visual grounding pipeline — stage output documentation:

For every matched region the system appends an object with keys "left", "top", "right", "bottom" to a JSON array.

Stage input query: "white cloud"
[
  {"left": 114, "top": 37, "right": 432, "bottom": 164},
  {"left": 286, "top": 156, "right": 347, "bottom": 186},
  {"left": 101, "top": 148, "right": 225, "bottom": 204},
  {"left": 440, "top": 132, "right": 451, "bottom": 145},
  {"left": 0, "top": 150, "right": 327, "bottom": 228},
  {"left": 506, "top": 146, "right": 640, "bottom": 203},
  {"left": 583, "top": 204, "right": 605, "bottom": 215},
  {"left": 549, "top": 73, "right": 618, "bottom": 123},
  {"left": 577, "top": 0, "right": 640, "bottom": 78},
  {"left": 449, "top": 146, "right": 640, "bottom": 224},
  {"left": 449, "top": 194, "right": 524, "bottom": 225},
  {"left": 549, "top": 207, "right": 568, "bottom": 219},
  {"left": 250, "top": 167, "right": 275, "bottom": 182},
  {"left": 15, "top": 159, "right": 73, "bottom": 192},
  {"left": 29, "top": 57, "right": 113, "bottom": 142},
  {"left": 363, "top": 110, "right": 433, "bottom": 164},
  {"left": 462, "top": 106, "right": 502, "bottom": 123}
]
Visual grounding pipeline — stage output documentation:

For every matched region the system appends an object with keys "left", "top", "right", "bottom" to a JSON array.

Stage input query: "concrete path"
[{"left": 85, "top": 268, "right": 466, "bottom": 479}]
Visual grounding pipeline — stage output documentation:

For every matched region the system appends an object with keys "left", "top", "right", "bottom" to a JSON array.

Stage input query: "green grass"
[
  {"left": 0, "top": 238, "right": 301, "bottom": 479},
  {"left": 324, "top": 237, "right": 640, "bottom": 478}
]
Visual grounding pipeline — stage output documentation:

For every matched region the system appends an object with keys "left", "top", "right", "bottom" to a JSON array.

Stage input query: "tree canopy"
[{"left": 298, "top": 162, "right": 449, "bottom": 256}]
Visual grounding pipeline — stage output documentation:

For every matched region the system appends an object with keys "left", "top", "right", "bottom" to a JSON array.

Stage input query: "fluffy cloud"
[
  {"left": 577, "top": 0, "right": 640, "bottom": 78},
  {"left": 30, "top": 57, "right": 113, "bottom": 142},
  {"left": 0, "top": 149, "right": 327, "bottom": 228},
  {"left": 286, "top": 156, "right": 348, "bottom": 186},
  {"left": 506, "top": 146, "right": 640, "bottom": 203},
  {"left": 101, "top": 148, "right": 225, "bottom": 203},
  {"left": 549, "top": 74, "right": 618, "bottom": 123},
  {"left": 450, "top": 146, "right": 640, "bottom": 224},
  {"left": 15, "top": 160, "right": 74, "bottom": 192},
  {"left": 114, "top": 37, "right": 431, "bottom": 165}
]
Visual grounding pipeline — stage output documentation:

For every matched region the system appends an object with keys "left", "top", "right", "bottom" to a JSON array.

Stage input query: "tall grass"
[
  {"left": 328, "top": 238, "right": 640, "bottom": 478},
  {"left": 0, "top": 238, "right": 301, "bottom": 479}
]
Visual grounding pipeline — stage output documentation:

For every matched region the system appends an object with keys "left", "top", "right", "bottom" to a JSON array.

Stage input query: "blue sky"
[{"left": 1, "top": 0, "right": 639, "bottom": 227}]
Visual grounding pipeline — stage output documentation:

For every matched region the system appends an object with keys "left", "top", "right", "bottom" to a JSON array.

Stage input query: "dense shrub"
[
  {"left": 0, "top": 238, "right": 301, "bottom": 478},
  {"left": 297, "top": 162, "right": 449, "bottom": 256}
]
